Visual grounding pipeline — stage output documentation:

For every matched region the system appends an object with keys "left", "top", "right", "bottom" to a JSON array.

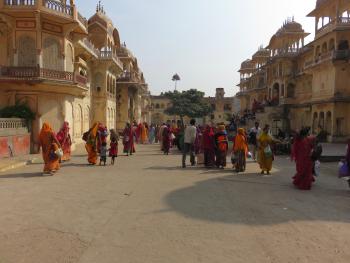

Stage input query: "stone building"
[
  {"left": 0, "top": 0, "right": 150, "bottom": 153},
  {"left": 150, "top": 88, "right": 237, "bottom": 125},
  {"left": 237, "top": 0, "right": 350, "bottom": 142}
]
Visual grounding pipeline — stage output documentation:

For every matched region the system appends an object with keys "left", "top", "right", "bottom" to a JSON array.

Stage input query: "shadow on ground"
[{"left": 163, "top": 172, "right": 350, "bottom": 225}]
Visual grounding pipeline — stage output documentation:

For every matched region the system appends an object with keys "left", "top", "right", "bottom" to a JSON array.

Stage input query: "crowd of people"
[{"left": 37, "top": 118, "right": 350, "bottom": 191}]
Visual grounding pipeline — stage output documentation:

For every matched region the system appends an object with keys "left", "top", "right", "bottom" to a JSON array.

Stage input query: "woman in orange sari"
[
  {"left": 232, "top": 128, "right": 248, "bottom": 173},
  {"left": 85, "top": 122, "right": 100, "bottom": 165},
  {"left": 39, "top": 123, "right": 61, "bottom": 175}
]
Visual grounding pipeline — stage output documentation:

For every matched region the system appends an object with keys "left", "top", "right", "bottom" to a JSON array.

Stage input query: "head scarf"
[
  {"left": 238, "top": 128, "right": 245, "bottom": 135},
  {"left": 39, "top": 122, "right": 54, "bottom": 145},
  {"left": 218, "top": 125, "right": 226, "bottom": 131},
  {"left": 89, "top": 122, "right": 99, "bottom": 139}
]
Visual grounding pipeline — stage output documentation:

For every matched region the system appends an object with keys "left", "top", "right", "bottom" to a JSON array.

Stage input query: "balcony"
[
  {"left": 98, "top": 51, "right": 123, "bottom": 69},
  {"left": 316, "top": 17, "right": 350, "bottom": 39},
  {"left": 79, "top": 38, "right": 100, "bottom": 58},
  {"left": 43, "top": 0, "right": 73, "bottom": 17},
  {"left": 117, "top": 71, "right": 140, "bottom": 83},
  {"left": 3, "top": 0, "right": 36, "bottom": 6},
  {"left": 304, "top": 51, "right": 333, "bottom": 70},
  {"left": 0, "top": 66, "right": 87, "bottom": 87},
  {"left": 333, "top": 50, "right": 350, "bottom": 61}
]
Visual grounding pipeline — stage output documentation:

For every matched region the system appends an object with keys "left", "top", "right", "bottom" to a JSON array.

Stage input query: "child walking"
[
  {"left": 100, "top": 142, "right": 108, "bottom": 166},
  {"left": 109, "top": 137, "right": 118, "bottom": 165}
]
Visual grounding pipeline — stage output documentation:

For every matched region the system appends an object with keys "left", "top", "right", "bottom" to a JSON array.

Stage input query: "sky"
[{"left": 75, "top": 0, "right": 317, "bottom": 97}]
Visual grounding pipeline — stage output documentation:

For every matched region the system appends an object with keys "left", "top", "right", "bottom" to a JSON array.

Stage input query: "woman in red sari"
[
  {"left": 202, "top": 125, "right": 216, "bottom": 168},
  {"left": 39, "top": 122, "right": 61, "bottom": 175},
  {"left": 162, "top": 125, "right": 171, "bottom": 155},
  {"left": 292, "top": 128, "right": 315, "bottom": 190},
  {"left": 123, "top": 123, "right": 135, "bottom": 156},
  {"left": 56, "top": 122, "right": 72, "bottom": 162}
]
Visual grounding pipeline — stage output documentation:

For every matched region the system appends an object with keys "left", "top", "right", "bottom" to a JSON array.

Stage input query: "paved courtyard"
[{"left": 0, "top": 144, "right": 349, "bottom": 263}]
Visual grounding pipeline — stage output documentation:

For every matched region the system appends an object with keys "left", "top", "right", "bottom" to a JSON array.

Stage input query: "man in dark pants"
[{"left": 182, "top": 119, "right": 197, "bottom": 168}]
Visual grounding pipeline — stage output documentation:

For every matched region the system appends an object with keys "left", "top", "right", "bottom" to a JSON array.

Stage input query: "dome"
[
  {"left": 253, "top": 48, "right": 270, "bottom": 59},
  {"left": 240, "top": 59, "right": 254, "bottom": 71},
  {"left": 316, "top": 0, "right": 327, "bottom": 8},
  {"left": 88, "top": 11, "right": 109, "bottom": 28}
]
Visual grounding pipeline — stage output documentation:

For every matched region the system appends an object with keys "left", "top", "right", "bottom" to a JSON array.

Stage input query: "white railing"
[
  {"left": 4, "top": 0, "right": 36, "bottom": 6},
  {"left": 0, "top": 118, "right": 27, "bottom": 129}
]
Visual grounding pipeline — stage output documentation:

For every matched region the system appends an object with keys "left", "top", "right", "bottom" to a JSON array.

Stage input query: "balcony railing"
[
  {"left": 43, "top": 0, "right": 73, "bottom": 16},
  {"left": 78, "top": 12, "right": 88, "bottom": 28},
  {"left": 333, "top": 50, "right": 350, "bottom": 60},
  {"left": 74, "top": 73, "right": 87, "bottom": 86},
  {"left": 316, "top": 17, "right": 350, "bottom": 38},
  {"left": 0, "top": 118, "right": 27, "bottom": 130},
  {"left": 99, "top": 51, "right": 123, "bottom": 69},
  {"left": 4, "top": 0, "right": 36, "bottom": 6},
  {"left": 80, "top": 38, "right": 100, "bottom": 58},
  {"left": 117, "top": 71, "right": 139, "bottom": 83},
  {"left": 0, "top": 66, "right": 74, "bottom": 82}
]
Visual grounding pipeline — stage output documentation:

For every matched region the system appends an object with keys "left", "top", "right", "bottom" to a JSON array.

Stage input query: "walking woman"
[
  {"left": 232, "top": 128, "right": 248, "bottom": 172},
  {"left": 39, "top": 122, "right": 61, "bottom": 175},
  {"left": 257, "top": 125, "right": 274, "bottom": 175},
  {"left": 56, "top": 122, "right": 72, "bottom": 162},
  {"left": 141, "top": 123, "right": 149, "bottom": 144},
  {"left": 202, "top": 125, "right": 216, "bottom": 168},
  {"left": 215, "top": 125, "right": 229, "bottom": 169},
  {"left": 85, "top": 122, "right": 100, "bottom": 165},
  {"left": 291, "top": 128, "right": 316, "bottom": 190},
  {"left": 162, "top": 125, "right": 171, "bottom": 155},
  {"left": 149, "top": 124, "right": 156, "bottom": 144},
  {"left": 123, "top": 123, "right": 135, "bottom": 156}
]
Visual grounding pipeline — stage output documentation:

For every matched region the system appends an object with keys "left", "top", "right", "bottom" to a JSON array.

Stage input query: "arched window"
[
  {"left": 321, "top": 42, "right": 327, "bottom": 54},
  {"left": 18, "top": 35, "right": 36, "bottom": 67},
  {"left": 325, "top": 111, "right": 332, "bottom": 134},
  {"left": 329, "top": 39, "right": 335, "bottom": 51},
  {"left": 155, "top": 104, "right": 160, "bottom": 109},
  {"left": 319, "top": 112, "right": 325, "bottom": 130},
  {"left": 43, "top": 37, "right": 62, "bottom": 70},
  {"left": 65, "top": 44, "right": 74, "bottom": 72},
  {"left": 287, "top": 83, "right": 295, "bottom": 98},
  {"left": 313, "top": 112, "right": 318, "bottom": 133}
]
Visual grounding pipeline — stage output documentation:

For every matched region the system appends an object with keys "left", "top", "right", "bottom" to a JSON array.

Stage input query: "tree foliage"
[
  {"left": 164, "top": 89, "right": 213, "bottom": 119},
  {"left": 0, "top": 102, "right": 35, "bottom": 121}
]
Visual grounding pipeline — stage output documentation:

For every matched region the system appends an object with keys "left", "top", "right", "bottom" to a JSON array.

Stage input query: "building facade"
[
  {"left": 0, "top": 1, "right": 150, "bottom": 153},
  {"left": 237, "top": 0, "right": 350, "bottom": 141},
  {"left": 150, "top": 88, "right": 238, "bottom": 125}
]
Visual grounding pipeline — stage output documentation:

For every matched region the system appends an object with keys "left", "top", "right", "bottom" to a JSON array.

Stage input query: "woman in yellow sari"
[
  {"left": 141, "top": 123, "right": 149, "bottom": 144},
  {"left": 257, "top": 125, "right": 274, "bottom": 175},
  {"left": 85, "top": 122, "right": 100, "bottom": 165},
  {"left": 39, "top": 122, "right": 61, "bottom": 175}
]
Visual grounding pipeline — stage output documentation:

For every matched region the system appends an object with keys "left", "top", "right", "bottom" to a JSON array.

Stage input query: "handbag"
[
  {"left": 338, "top": 162, "right": 350, "bottom": 178},
  {"left": 55, "top": 148, "right": 64, "bottom": 158},
  {"left": 264, "top": 145, "right": 273, "bottom": 158}
]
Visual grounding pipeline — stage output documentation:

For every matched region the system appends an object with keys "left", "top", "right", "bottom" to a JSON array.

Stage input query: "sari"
[
  {"left": 233, "top": 128, "right": 248, "bottom": 172},
  {"left": 123, "top": 126, "right": 135, "bottom": 155},
  {"left": 149, "top": 126, "right": 156, "bottom": 144},
  {"left": 202, "top": 126, "right": 216, "bottom": 167},
  {"left": 141, "top": 124, "right": 149, "bottom": 144},
  {"left": 85, "top": 122, "right": 99, "bottom": 165},
  {"left": 162, "top": 126, "right": 171, "bottom": 154},
  {"left": 56, "top": 122, "right": 72, "bottom": 161},
  {"left": 257, "top": 132, "right": 273, "bottom": 172},
  {"left": 215, "top": 126, "right": 228, "bottom": 168},
  {"left": 39, "top": 123, "right": 60, "bottom": 174},
  {"left": 292, "top": 136, "right": 315, "bottom": 190}
]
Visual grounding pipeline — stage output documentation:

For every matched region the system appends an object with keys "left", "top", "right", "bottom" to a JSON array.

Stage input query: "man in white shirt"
[
  {"left": 249, "top": 122, "right": 262, "bottom": 161},
  {"left": 182, "top": 119, "right": 197, "bottom": 168}
]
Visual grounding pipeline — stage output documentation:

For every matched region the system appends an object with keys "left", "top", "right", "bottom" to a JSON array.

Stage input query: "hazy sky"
[{"left": 75, "top": 0, "right": 317, "bottom": 96}]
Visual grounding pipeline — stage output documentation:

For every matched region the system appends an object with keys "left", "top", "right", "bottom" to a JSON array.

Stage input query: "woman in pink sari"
[
  {"left": 56, "top": 122, "right": 72, "bottom": 162},
  {"left": 292, "top": 128, "right": 315, "bottom": 190},
  {"left": 123, "top": 123, "right": 135, "bottom": 156}
]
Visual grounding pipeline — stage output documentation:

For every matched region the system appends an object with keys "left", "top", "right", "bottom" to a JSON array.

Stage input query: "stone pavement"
[
  {"left": 0, "top": 153, "right": 40, "bottom": 173},
  {"left": 0, "top": 144, "right": 349, "bottom": 263}
]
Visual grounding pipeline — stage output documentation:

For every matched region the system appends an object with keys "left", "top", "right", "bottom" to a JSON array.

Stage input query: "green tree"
[{"left": 164, "top": 89, "right": 213, "bottom": 127}]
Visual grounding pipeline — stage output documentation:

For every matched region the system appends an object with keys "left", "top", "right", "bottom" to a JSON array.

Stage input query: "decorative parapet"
[{"left": 0, "top": 118, "right": 28, "bottom": 136}]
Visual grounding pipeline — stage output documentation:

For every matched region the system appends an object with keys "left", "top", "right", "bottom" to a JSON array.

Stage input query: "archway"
[
  {"left": 18, "top": 35, "right": 36, "bottom": 67},
  {"left": 272, "top": 83, "right": 280, "bottom": 105},
  {"left": 312, "top": 112, "right": 318, "bottom": 133},
  {"left": 325, "top": 111, "right": 332, "bottom": 134}
]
